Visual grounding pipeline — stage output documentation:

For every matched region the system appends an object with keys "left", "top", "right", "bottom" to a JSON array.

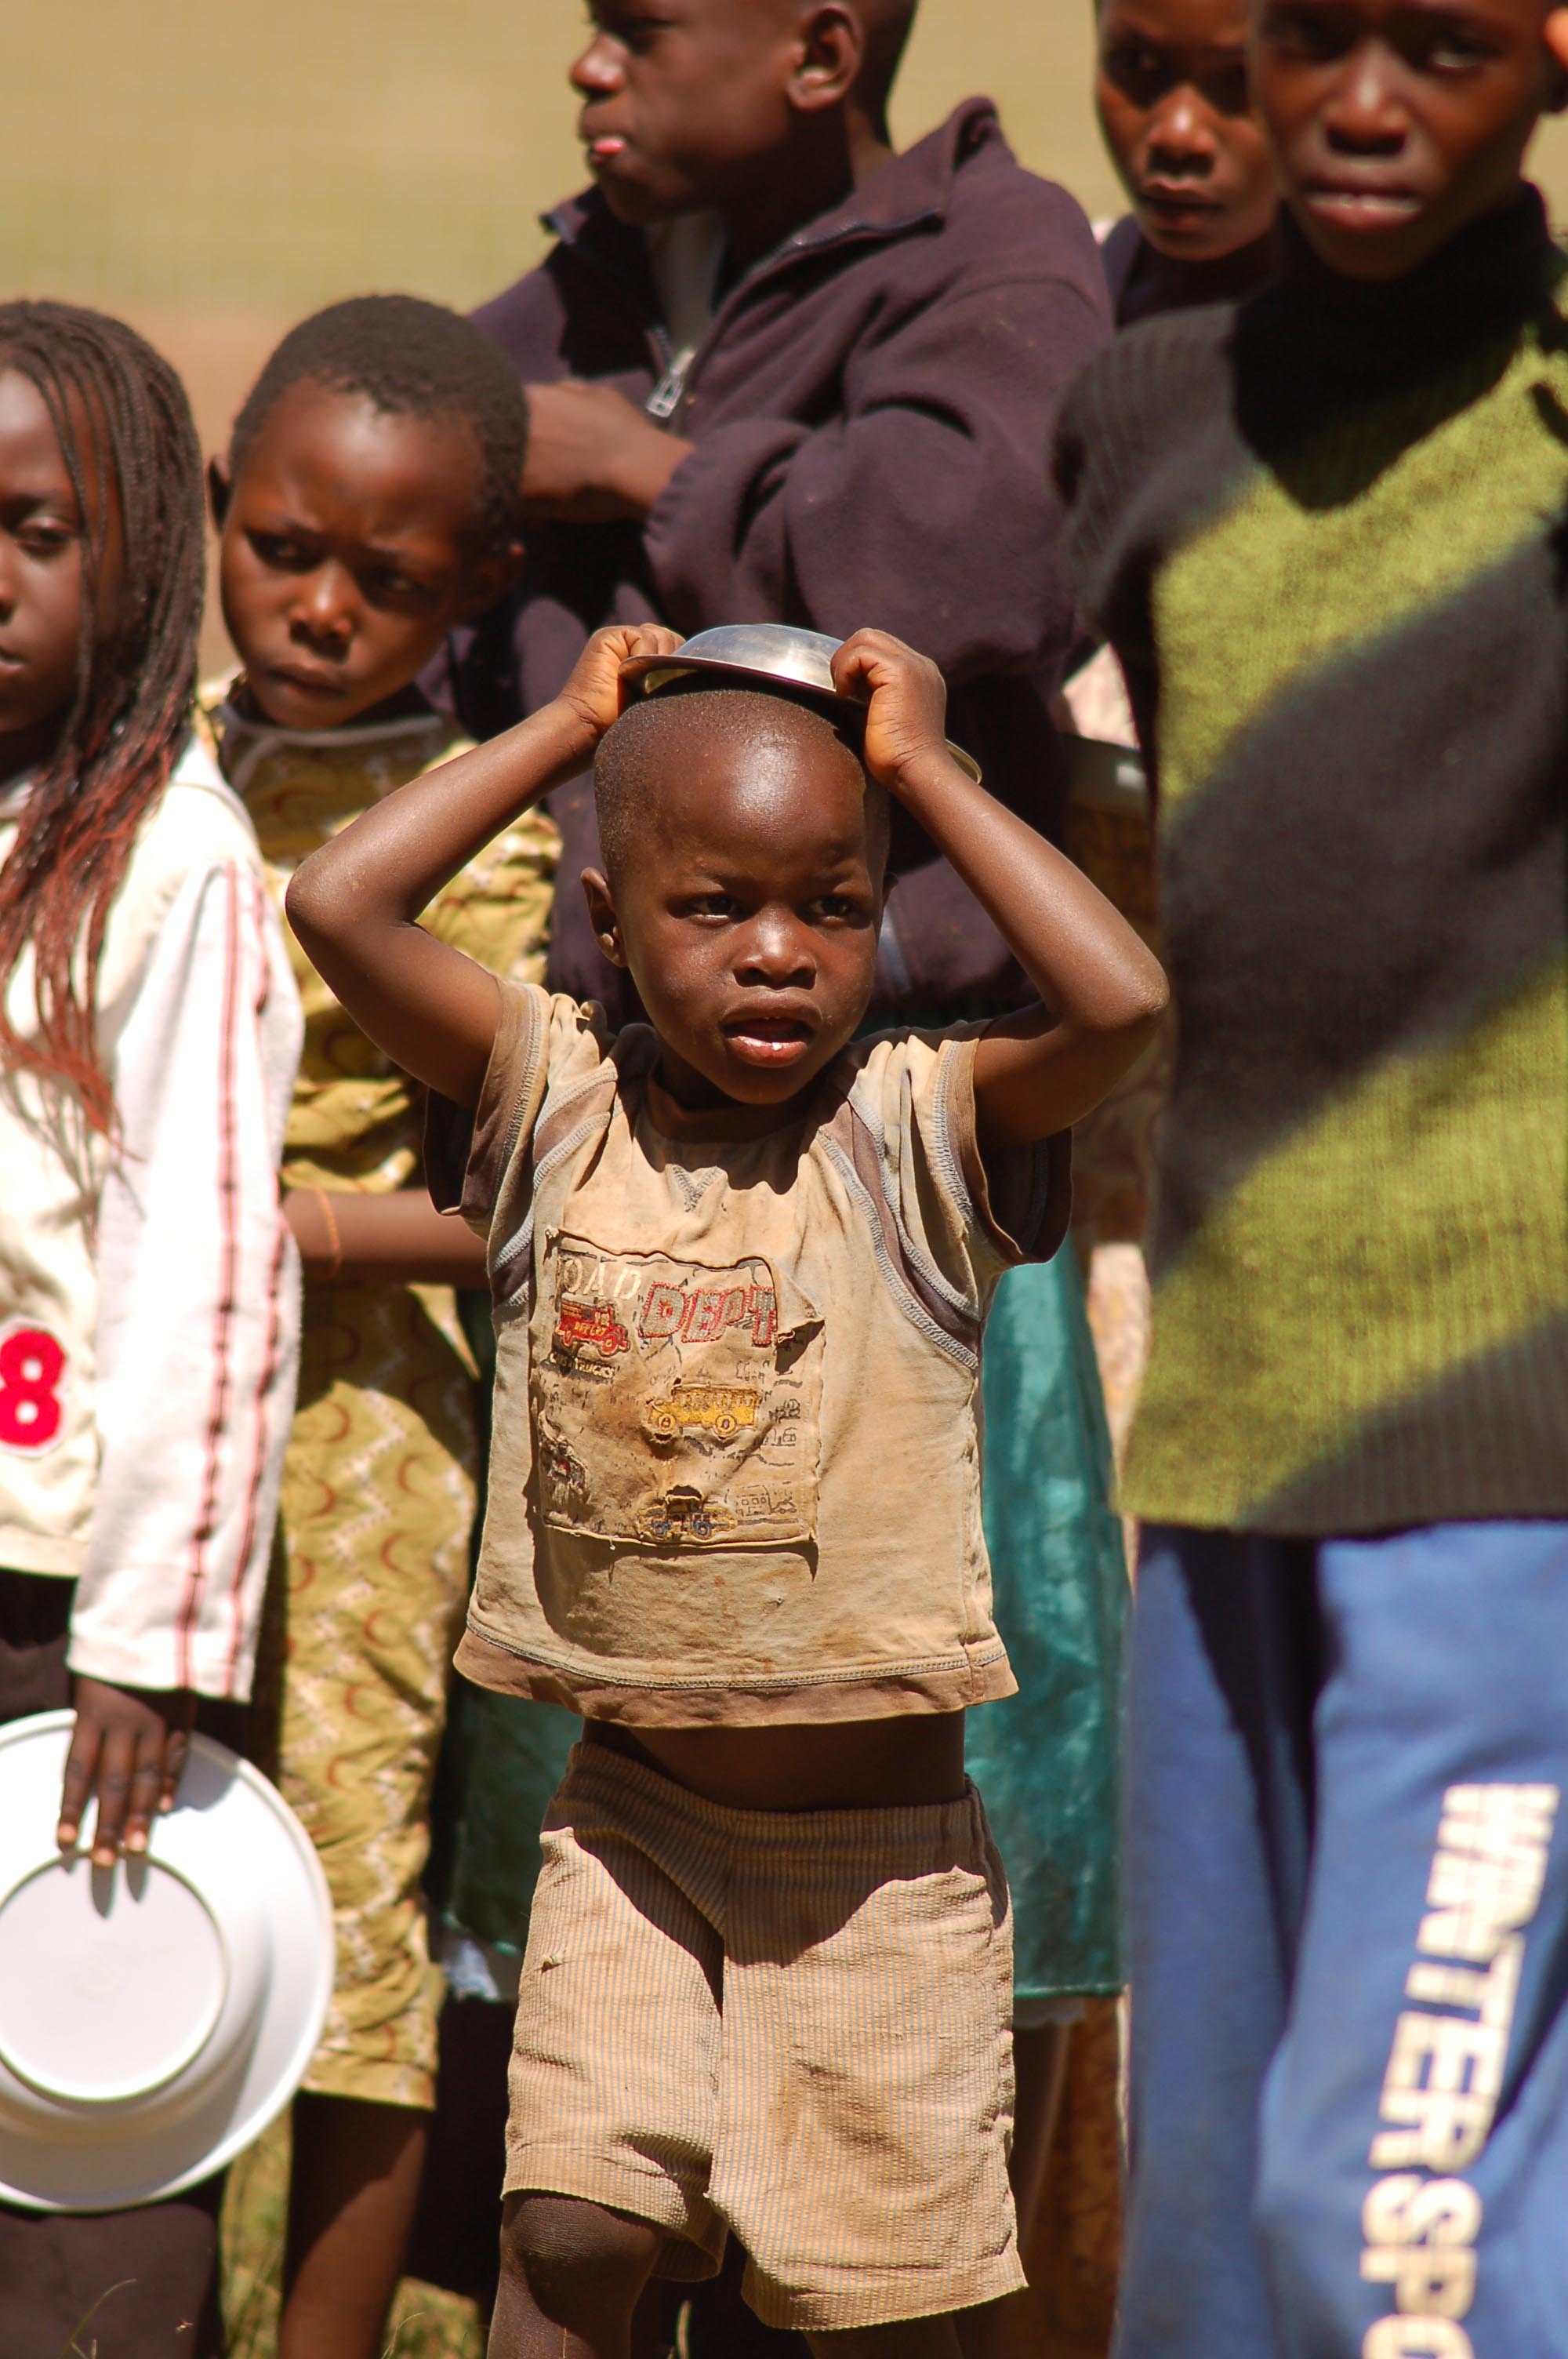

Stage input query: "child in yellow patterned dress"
[{"left": 202, "top": 296, "right": 557, "bottom": 2359}]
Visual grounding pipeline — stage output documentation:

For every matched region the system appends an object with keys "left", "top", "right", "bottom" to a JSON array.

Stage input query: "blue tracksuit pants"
[{"left": 1117, "top": 1521, "right": 1568, "bottom": 2359}]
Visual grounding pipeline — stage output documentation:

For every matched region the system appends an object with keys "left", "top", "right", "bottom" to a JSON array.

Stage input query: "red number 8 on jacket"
[{"left": 0, "top": 1325, "right": 65, "bottom": 1452}]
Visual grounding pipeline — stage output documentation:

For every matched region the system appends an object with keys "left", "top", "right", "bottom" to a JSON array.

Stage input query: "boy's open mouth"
[{"left": 721, "top": 1013, "right": 815, "bottom": 1067}]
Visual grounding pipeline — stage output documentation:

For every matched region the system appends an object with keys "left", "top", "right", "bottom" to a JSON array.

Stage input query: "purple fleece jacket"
[{"left": 457, "top": 98, "right": 1109, "bottom": 1018}]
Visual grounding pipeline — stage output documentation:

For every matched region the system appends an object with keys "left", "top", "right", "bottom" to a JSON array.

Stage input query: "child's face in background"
[
  {"left": 1254, "top": 0, "right": 1568, "bottom": 278},
  {"left": 1098, "top": 0, "right": 1279, "bottom": 257},
  {"left": 570, "top": 0, "right": 803, "bottom": 226},
  {"left": 584, "top": 718, "right": 885, "bottom": 1114},
  {"left": 0, "top": 369, "right": 122, "bottom": 764},
  {"left": 214, "top": 382, "right": 507, "bottom": 732}
]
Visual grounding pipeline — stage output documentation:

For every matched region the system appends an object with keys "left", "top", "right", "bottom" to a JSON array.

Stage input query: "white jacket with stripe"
[{"left": 0, "top": 734, "right": 302, "bottom": 1698}]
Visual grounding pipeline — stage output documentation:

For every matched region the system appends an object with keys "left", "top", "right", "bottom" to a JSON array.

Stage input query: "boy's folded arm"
[
  {"left": 285, "top": 698, "right": 599, "bottom": 1110},
  {"left": 647, "top": 272, "right": 1108, "bottom": 682}
]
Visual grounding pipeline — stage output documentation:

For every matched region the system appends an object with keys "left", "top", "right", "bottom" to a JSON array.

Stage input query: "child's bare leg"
[
  {"left": 1009, "top": 2019, "right": 1074, "bottom": 2230},
  {"left": 956, "top": 2019, "right": 1075, "bottom": 2359},
  {"left": 277, "top": 2092, "right": 428, "bottom": 2359},
  {"left": 489, "top": 2192, "right": 663, "bottom": 2358},
  {"left": 807, "top": 2321, "right": 964, "bottom": 2357}
]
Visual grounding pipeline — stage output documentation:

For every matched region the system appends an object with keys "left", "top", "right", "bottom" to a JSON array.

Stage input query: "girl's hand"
[
  {"left": 283, "top": 1184, "right": 489, "bottom": 1286},
  {"left": 556, "top": 623, "right": 685, "bottom": 748},
  {"left": 830, "top": 627, "right": 955, "bottom": 803},
  {"left": 58, "top": 1677, "right": 196, "bottom": 1867}
]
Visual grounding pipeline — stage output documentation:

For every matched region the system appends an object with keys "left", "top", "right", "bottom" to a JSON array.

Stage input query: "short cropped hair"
[
  {"left": 229, "top": 294, "right": 528, "bottom": 554},
  {"left": 594, "top": 682, "right": 889, "bottom": 880}
]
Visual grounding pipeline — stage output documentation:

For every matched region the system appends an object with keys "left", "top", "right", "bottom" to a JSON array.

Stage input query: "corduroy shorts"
[{"left": 505, "top": 1737, "right": 1024, "bottom": 2332}]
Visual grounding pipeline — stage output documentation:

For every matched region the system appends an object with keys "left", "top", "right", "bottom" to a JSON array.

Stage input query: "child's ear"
[
  {"left": 456, "top": 536, "right": 527, "bottom": 624},
  {"left": 581, "top": 868, "right": 628, "bottom": 968},
  {"left": 789, "top": 1, "right": 863, "bottom": 112},
  {"left": 206, "top": 456, "right": 232, "bottom": 531},
  {"left": 1544, "top": 8, "right": 1568, "bottom": 107}
]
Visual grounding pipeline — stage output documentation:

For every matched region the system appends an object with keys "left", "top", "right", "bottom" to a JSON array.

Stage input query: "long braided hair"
[{"left": 0, "top": 303, "right": 205, "bottom": 1136}]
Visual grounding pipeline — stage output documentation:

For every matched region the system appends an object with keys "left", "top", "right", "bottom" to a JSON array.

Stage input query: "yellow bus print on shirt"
[{"left": 646, "top": 1382, "right": 760, "bottom": 1443}]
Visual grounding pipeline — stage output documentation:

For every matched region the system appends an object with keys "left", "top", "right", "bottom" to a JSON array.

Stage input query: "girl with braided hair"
[{"left": 0, "top": 300, "right": 301, "bottom": 2356}]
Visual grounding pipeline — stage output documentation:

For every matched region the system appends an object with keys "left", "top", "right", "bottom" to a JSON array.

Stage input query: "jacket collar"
[{"left": 542, "top": 96, "right": 1002, "bottom": 301}]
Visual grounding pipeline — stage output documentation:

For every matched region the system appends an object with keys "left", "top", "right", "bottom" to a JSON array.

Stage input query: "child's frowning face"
[
  {"left": 1097, "top": 0, "right": 1279, "bottom": 259},
  {"left": 213, "top": 382, "right": 513, "bottom": 732},
  {"left": 0, "top": 369, "right": 122, "bottom": 764},
  {"left": 1254, "top": 0, "right": 1568, "bottom": 278},
  {"left": 586, "top": 694, "right": 887, "bottom": 1117}
]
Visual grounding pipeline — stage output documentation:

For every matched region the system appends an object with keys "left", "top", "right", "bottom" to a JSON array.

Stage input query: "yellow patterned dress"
[{"left": 204, "top": 687, "right": 557, "bottom": 2109}]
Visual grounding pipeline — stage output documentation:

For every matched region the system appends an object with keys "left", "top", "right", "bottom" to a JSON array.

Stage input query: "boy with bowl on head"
[
  {"left": 285, "top": 616, "right": 1167, "bottom": 2356},
  {"left": 445, "top": 19, "right": 1136, "bottom": 2342},
  {"left": 203, "top": 294, "right": 558, "bottom": 2359},
  {"left": 1056, "top": 0, "right": 1568, "bottom": 2350}
]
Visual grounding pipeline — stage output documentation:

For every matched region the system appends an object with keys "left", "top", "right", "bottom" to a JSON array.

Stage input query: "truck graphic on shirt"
[
  {"left": 638, "top": 1485, "right": 739, "bottom": 1544},
  {"left": 645, "top": 1381, "right": 760, "bottom": 1444},
  {"left": 552, "top": 1298, "right": 631, "bottom": 1365}
]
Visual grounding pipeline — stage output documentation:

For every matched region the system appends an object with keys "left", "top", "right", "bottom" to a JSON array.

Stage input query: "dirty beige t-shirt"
[{"left": 434, "top": 982, "right": 1069, "bottom": 1727}]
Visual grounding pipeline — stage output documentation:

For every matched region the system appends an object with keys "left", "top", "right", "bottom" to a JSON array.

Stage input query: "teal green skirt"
[
  {"left": 432, "top": 1252, "right": 1126, "bottom": 2001},
  {"left": 971, "top": 1250, "right": 1127, "bottom": 1998}
]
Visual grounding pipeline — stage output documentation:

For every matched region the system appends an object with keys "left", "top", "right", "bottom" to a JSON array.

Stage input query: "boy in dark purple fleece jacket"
[{"left": 456, "top": 0, "right": 1110, "bottom": 1020}]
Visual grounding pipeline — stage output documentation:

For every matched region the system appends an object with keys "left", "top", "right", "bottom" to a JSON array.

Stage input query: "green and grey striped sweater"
[{"left": 1056, "top": 187, "right": 1568, "bottom": 1533}]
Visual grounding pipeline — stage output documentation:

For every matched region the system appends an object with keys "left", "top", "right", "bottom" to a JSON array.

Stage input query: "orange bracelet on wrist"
[{"left": 311, "top": 1187, "right": 343, "bottom": 1283}]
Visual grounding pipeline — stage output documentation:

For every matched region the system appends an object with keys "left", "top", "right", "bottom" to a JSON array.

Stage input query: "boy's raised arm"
[
  {"left": 831, "top": 631, "right": 1169, "bottom": 1148},
  {"left": 285, "top": 624, "right": 683, "bottom": 1108}
]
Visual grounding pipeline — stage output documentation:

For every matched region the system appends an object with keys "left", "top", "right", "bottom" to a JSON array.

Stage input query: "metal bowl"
[{"left": 619, "top": 623, "right": 982, "bottom": 783}]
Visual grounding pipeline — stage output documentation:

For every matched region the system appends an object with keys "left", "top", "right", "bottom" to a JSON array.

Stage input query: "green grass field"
[
  {"left": 10, "top": 0, "right": 1128, "bottom": 315},
  {"left": 15, "top": 0, "right": 1568, "bottom": 671},
  {"left": 13, "top": 0, "right": 1568, "bottom": 316},
  {"left": 6, "top": 0, "right": 1134, "bottom": 672}
]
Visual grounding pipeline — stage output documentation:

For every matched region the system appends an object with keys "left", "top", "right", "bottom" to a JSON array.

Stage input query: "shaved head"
[
  {"left": 594, "top": 683, "right": 889, "bottom": 882},
  {"left": 583, "top": 678, "right": 889, "bottom": 1108}
]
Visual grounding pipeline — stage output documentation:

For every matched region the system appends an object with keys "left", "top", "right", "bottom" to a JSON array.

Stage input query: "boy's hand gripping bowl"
[{"left": 619, "top": 623, "right": 982, "bottom": 782}]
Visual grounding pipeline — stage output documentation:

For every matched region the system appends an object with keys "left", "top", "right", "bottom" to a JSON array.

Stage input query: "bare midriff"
[{"left": 583, "top": 1710, "right": 967, "bottom": 1812}]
